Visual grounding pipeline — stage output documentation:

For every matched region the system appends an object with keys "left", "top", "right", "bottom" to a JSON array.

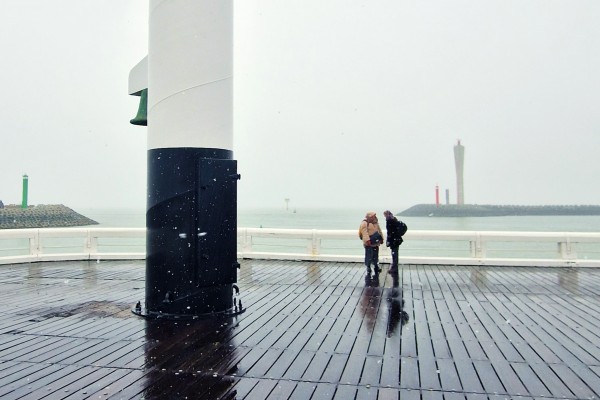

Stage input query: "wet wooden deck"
[{"left": 0, "top": 260, "right": 599, "bottom": 399}]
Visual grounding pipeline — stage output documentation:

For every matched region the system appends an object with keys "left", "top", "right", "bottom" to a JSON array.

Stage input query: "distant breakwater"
[
  {"left": 399, "top": 204, "right": 600, "bottom": 217},
  {"left": 0, "top": 204, "right": 98, "bottom": 229}
]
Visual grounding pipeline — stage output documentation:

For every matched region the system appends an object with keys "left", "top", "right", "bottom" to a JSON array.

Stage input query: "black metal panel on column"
[
  {"left": 197, "top": 158, "right": 238, "bottom": 287},
  {"left": 144, "top": 147, "right": 237, "bottom": 318}
]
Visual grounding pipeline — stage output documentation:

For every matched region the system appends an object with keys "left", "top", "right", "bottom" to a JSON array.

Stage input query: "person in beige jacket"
[{"left": 358, "top": 211, "right": 384, "bottom": 275}]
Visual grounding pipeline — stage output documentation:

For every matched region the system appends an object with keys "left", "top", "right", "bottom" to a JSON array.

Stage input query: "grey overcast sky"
[{"left": 1, "top": 1, "right": 599, "bottom": 212}]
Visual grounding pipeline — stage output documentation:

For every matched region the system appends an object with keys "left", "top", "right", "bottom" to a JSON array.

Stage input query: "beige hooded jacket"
[{"left": 359, "top": 211, "right": 384, "bottom": 247}]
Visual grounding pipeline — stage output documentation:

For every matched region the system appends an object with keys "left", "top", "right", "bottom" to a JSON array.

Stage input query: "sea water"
[{"left": 79, "top": 207, "right": 600, "bottom": 232}]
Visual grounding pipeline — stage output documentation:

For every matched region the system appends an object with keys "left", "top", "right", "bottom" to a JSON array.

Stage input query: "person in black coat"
[{"left": 384, "top": 210, "right": 404, "bottom": 273}]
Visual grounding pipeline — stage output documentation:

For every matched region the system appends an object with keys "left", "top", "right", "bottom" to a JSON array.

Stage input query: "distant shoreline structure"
[
  {"left": 399, "top": 204, "right": 600, "bottom": 217},
  {"left": 0, "top": 204, "right": 98, "bottom": 229}
]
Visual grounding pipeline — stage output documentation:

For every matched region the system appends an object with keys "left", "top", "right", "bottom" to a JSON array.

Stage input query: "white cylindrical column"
[
  {"left": 148, "top": 0, "right": 233, "bottom": 150},
  {"left": 454, "top": 140, "right": 465, "bottom": 205},
  {"left": 142, "top": 0, "right": 240, "bottom": 319}
]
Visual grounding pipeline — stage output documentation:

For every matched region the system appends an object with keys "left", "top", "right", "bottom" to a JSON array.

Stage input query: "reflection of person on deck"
[
  {"left": 359, "top": 274, "right": 381, "bottom": 333},
  {"left": 386, "top": 269, "right": 409, "bottom": 337}
]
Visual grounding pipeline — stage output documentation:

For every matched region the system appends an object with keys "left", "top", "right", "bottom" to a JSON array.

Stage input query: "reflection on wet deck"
[{"left": 0, "top": 260, "right": 599, "bottom": 399}]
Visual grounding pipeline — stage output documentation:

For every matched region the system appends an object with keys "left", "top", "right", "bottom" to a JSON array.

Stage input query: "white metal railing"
[
  {"left": 1, "top": 227, "right": 600, "bottom": 267},
  {"left": 0, "top": 228, "right": 146, "bottom": 264}
]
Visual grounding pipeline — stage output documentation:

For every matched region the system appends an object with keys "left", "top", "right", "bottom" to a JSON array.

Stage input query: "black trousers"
[{"left": 390, "top": 245, "right": 399, "bottom": 269}]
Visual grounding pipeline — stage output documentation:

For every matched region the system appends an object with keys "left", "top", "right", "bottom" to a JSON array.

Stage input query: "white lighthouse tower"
[
  {"left": 128, "top": 1, "right": 242, "bottom": 318},
  {"left": 454, "top": 140, "right": 465, "bottom": 205}
]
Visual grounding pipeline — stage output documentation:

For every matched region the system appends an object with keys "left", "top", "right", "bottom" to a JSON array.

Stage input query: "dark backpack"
[{"left": 398, "top": 220, "right": 408, "bottom": 236}]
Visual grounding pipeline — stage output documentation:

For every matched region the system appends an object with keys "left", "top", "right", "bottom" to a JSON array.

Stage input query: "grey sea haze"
[{"left": 79, "top": 207, "right": 600, "bottom": 232}]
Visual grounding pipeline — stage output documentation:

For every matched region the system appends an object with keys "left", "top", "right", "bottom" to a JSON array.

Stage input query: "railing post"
[
  {"left": 241, "top": 229, "right": 252, "bottom": 254},
  {"left": 86, "top": 232, "right": 98, "bottom": 257},
  {"left": 30, "top": 230, "right": 40, "bottom": 258},
  {"left": 310, "top": 229, "right": 320, "bottom": 256},
  {"left": 470, "top": 234, "right": 485, "bottom": 259},
  {"left": 558, "top": 237, "right": 576, "bottom": 260}
]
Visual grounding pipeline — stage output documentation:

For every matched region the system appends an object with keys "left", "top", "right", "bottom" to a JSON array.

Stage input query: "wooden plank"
[
  {"left": 355, "top": 386, "right": 378, "bottom": 400},
  {"left": 89, "top": 340, "right": 145, "bottom": 368},
  {"left": 282, "top": 350, "right": 314, "bottom": 380},
  {"left": 377, "top": 387, "right": 399, "bottom": 400},
  {"left": 420, "top": 389, "right": 444, "bottom": 400},
  {"left": 466, "top": 394, "right": 492, "bottom": 400},
  {"left": 216, "top": 377, "right": 259, "bottom": 400},
  {"left": 340, "top": 354, "right": 366, "bottom": 385},
  {"left": 454, "top": 358, "right": 484, "bottom": 393},
  {"left": 567, "top": 362, "right": 600, "bottom": 396},
  {"left": 528, "top": 361, "right": 575, "bottom": 398},
  {"left": 418, "top": 356, "right": 441, "bottom": 391},
  {"left": 38, "top": 366, "right": 115, "bottom": 399},
  {"left": 228, "top": 345, "right": 266, "bottom": 376},
  {"left": 264, "top": 348, "right": 300, "bottom": 379},
  {"left": 8, "top": 365, "right": 88, "bottom": 400},
  {"left": 442, "top": 393, "right": 467, "bottom": 400},
  {"left": 397, "top": 389, "right": 422, "bottom": 400},
  {"left": 321, "top": 330, "right": 344, "bottom": 351},
  {"left": 488, "top": 358, "right": 529, "bottom": 397},
  {"left": 431, "top": 338, "right": 451, "bottom": 358},
  {"left": 117, "top": 343, "right": 154, "bottom": 370},
  {"left": 245, "top": 347, "right": 284, "bottom": 378},
  {"left": 332, "top": 385, "right": 357, "bottom": 399},
  {"left": 379, "top": 353, "right": 399, "bottom": 387},
  {"left": 335, "top": 333, "right": 357, "bottom": 354},
  {"left": 1, "top": 335, "right": 67, "bottom": 361},
  {"left": 400, "top": 318, "right": 417, "bottom": 358},
  {"left": 182, "top": 374, "right": 241, "bottom": 400},
  {"left": 462, "top": 338, "right": 487, "bottom": 361},
  {"left": 495, "top": 340, "right": 526, "bottom": 363},
  {"left": 510, "top": 362, "right": 551, "bottom": 397},
  {"left": 302, "top": 351, "right": 330, "bottom": 382},
  {"left": 244, "top": 378, "right": 279, "bottom": 399},
  {"left": 0, "top": 362, "right": 51, "bottom": 398},
  {"left": 33, "top": 338, "right": 103, "bottom": 364},
  {"left": 321, "top": 353, "right": 349, "bottom": 384},
  {"left": 414, "top": 322, "right": 435, "bottom": 358},
  {"left": 446, "top": 338, "right": 470, "bottom": 361},
  {"left": 311, "top": 383, "right": 337, "bottom": 400},
  {"left": 507, "top": 292, "right": 600, "bottom": 365},
  {"left": 399, "top": 356, "right": 419, "bottom": 389},
  {"left": 436, "top": 358, "right": 462, "bottom": 392},
  {"left": 359, "top": 355, "right": 382, "bottom": 386},
  {"left": 549, "top": 363, "right": 597, "bottom": 400},
  {"left": 288, "top": 381, "right": 316, "bottom": 400},
  {"left": 265, "top": 380, "right": 297, "bottom": 400},
  {"left": 60, "top": 339, "right": 127, "bottom": 365},
  {"left": 136, "top": 371, "right": 230, "bottom": 400},
  {"left": 472, "top": 359, "right": 507, "bottom": 395},
  {"left": 303, "top": 330, "right": 328, "bottom": 352}
]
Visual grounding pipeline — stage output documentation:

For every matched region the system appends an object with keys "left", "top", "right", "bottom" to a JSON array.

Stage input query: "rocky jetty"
[
  {"left": 399, "top": 204, "right": 600, "bottom": 217},
  {"left": 0, "top": 204, "right": 98, "bottom": 229}
]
